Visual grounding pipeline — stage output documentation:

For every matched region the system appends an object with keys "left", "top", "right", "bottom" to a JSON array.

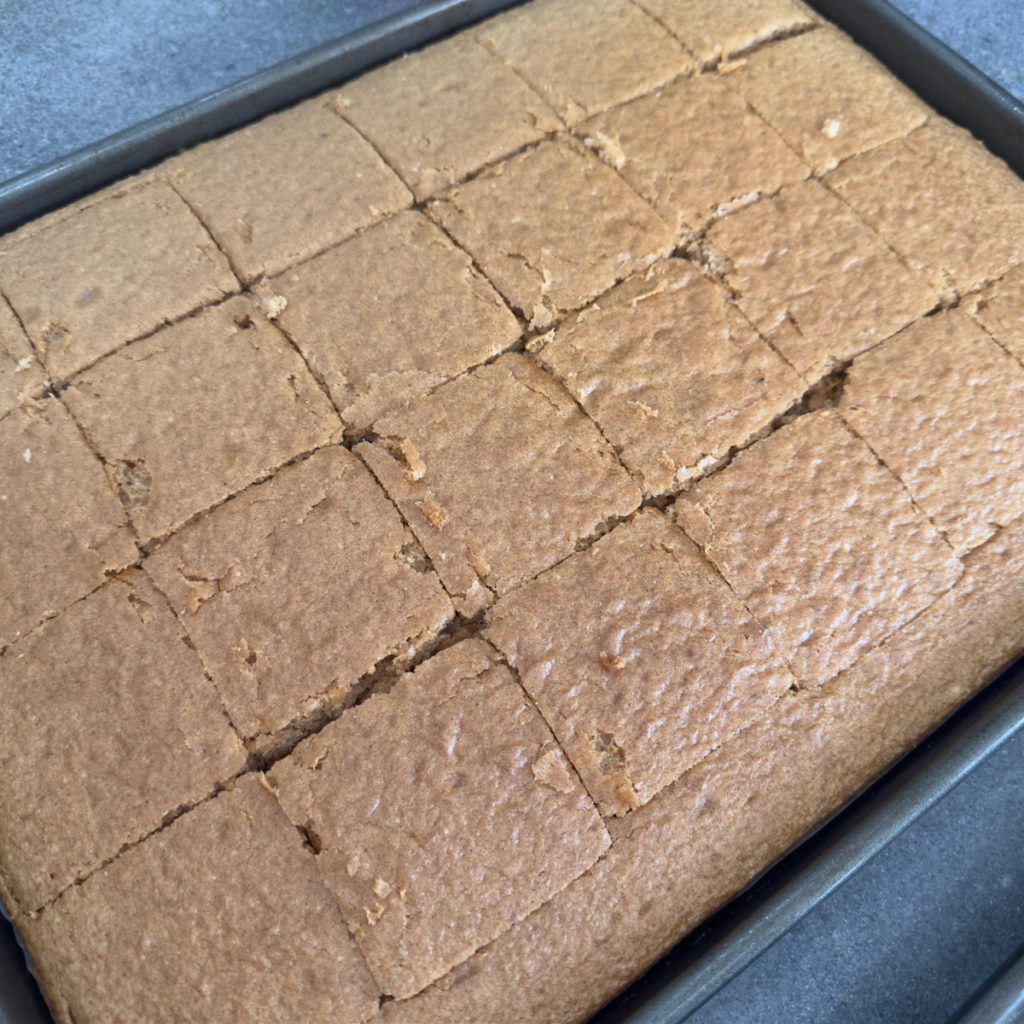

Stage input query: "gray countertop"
[{"left": 0, "top": 2, "right": 1022, "bottom": 1023}]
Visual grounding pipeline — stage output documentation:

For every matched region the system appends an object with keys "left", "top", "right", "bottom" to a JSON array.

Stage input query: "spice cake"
[{"left": 1, "top": 0, "right": 1023, "bottom": 1022}]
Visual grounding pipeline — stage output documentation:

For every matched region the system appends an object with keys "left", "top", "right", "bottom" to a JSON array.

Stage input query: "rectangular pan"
[{"left": 1, "top": 1, "right": 1022, "bottom": 1022}]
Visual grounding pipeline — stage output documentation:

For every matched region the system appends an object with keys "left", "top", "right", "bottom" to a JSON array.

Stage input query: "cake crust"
[
  {"left": 825, "top": 120, "right": 1024, "bottom": 296},
  {"left": 61, "top": 295, "right": 340, "bottom": 545},
  {"left": 583, "top": 68, "right": 808, "bottom": 233},
  {"left": 0, "top": 296, "right": 46, "bottom": 418},
  {"left": 18, "top": 775, "right": 380, "bottom": 1024},
  {"left": 971, "top": 265, "right": 1024, "bottom": 366},
  {"left": 0, "top": 571, "right": 246, "bottom": 912},
  {"left": 478, "top": 0, "right": 692, "bottom": 126},
  {"left": 0, "top": 181, "right": 237, "bottom": 381},
  {"left": 270, "top": 639, "right": 608, "bottom": 999},
  {"left": 727, "top": 26, "right": 928, "bottom": 172},
  {"left": 635, "top": 0, "right": 817, "bottom": 66},
  {"left": 706, "top": 178, "right": 936, "bottom": 379},
  {"left": 336, "top": 33, "right": 561, "bottom": 201},
  {"left": 145, "top": 445, "right": 453, "bottom": 742}
]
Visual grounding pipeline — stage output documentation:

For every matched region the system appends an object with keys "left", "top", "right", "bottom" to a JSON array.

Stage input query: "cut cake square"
[
  {"left": 478, "top": 0, "right": 693, "bottom": 126},
  {"left": 824, "top": 120, "right": 1024, "bottom": 296},
  {"left": 726, "top": 27, "right": 928, "bottom": 172},
  {"left": 971, "top": 265, "right": 1024, "bottom": 365},
  {"left": 165, "top": 95, "right": 412, "bottom": 284},
  {"left": 676, "top": 410, "right": 963, "bottom": 687},
  {"left": 61, "top": 295, "right": 340, "bottom": 546},
  {"left": 357, "top": 353, "right": 641, "bottom": 614},
  {"left": 839, "top": 309, "right": 1024, "bottom": 555},
  {"left": 269, "top": 638, "right": 609, "bottom": 999},
  {"left": 430, "top": 138, "right": 674, "bottom": 329},
  {"left": 635, "top": 0, "right": 817, "bottom": 67},
  {"left": 336, "top": 32, "right": 561, "bottom": 201},
  {"left": 0, "top": 571, "right": 246, "bottom": 912},
  {"left": 487, "top": 510, "right": 795, "bottom": 817},
  {"left": 17, "top": 775, "right": 379, "bottom": 1024},
  {"left": 0, "top": 296, "right": 47, "bottom": 418},
  {"left": 0, "top": 181, "right": 237, "bottom": 381},
  {"left": 265, "top": 210, "right": 521, "bottom": 436},
  {"left": 582, "top": 72, "right": 808, "bottom": 234},
  {"left": 706, "top": 178, "right": 936, "bottom": 379},
  {"left": 538, "top": 259, "right": 805, "bottom": 495},
  {"left": 145, "top": 445, "right": 453, "bottom": 744}
]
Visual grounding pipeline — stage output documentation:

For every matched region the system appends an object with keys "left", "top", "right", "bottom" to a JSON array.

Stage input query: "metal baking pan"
[{"left": 1, "top": 1, "right": 1022, "bottom": 1022}]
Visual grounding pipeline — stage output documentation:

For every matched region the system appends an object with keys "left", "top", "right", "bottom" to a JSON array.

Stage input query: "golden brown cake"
[
  {"left": 358, "top": 353, "right": 641, "bottom": 614},
  {"left": 839, "top": 310, "right": 1024, "bottom": 555},
  {"left": 705, "top": 177, "right": 937, "bottom": 378},
  {"left": 430, "top": 137, "right": 675, "bottom": 329},
  {"left": 1, "top": 1, "right": 1023, "bottom": 1021},
  {"left": 165, "top": 95, "right": 412, "bottom": 284},
  {"left": 824, "top": 119, "right": 1024, "bottom": 295},
  {"left": 0, "top": 399, "right": 137, "bottom": 648},
  {"left": 971, "top": 264, "right": 1024, "bottom": 363},
  {"left": 265, "top": 210, "right": 521, "bottom": 434},
  {"left": 270, "top": 638, "right": 608, "bottom": 998},
  {"left": 478, "top": 0, "right": 693, "bottom": 125},
  {"left": 144, "top": 446, "right": 453, "bottom": 745},
  {"left": 581, "top": 71, "right": 808, "bottom": 233},
  {"left": 60, "top": 294, "right": 340, "bottom": 545},
  {"left": 487, "top": 510, "right": 795, "bottom": 815},
  {"left": 537, "top": 258, "right": 805, "bottom": 493},
  {"left": 0, "top": 181, "right": 238, "bottom": 381}
]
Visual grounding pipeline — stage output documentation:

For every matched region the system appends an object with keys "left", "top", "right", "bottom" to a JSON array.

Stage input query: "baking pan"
[{"left": 1, "top": 1, "right": 1023, "bottom": 1022}]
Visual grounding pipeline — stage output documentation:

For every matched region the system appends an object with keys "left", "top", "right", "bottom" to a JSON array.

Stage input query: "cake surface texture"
[{"left": 1, "top": 1, "right": 1023, "bottom": 1022}]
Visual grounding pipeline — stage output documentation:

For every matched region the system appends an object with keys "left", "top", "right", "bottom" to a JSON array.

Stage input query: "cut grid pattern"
[{"left": 1, "top": 1, "right": 1022, "bottom": 1020}]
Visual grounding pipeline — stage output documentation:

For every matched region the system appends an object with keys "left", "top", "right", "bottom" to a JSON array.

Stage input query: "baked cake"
[{"left": 1, "top": 0, "right": 1023, "bottom": 1021}]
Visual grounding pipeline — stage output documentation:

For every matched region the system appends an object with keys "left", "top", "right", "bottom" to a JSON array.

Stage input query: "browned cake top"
[
  {"left": 358, "top": 353, "right": 641, "bottom": 613},
  {"left": 337, "top": 32, "right": 562, "bottom": 201},
  {"left": 2, "top": 2, "right": 1022, "bottom": 1022},
  {"left": 19, "top": 775, "right": 380, "bottom": 1024},
  {"left": 0, "top": 181, "right": 238, "bottom": 381},
  {"left": 971, "top": 264, "right": 1024, "bottom": 364},
  {"left": 166, "top": 95, "right": 412, "bottom": 284},
  {"left": 145, "top": 445, "right": 454, "bottom": 743},
  {"left": 266, "top": 210, "right": 521, "bottom": 434},
  {"left": 487, "top": 510, "right": 794, "bottom": 815},
  {"left": 825, "top": 119, "right": 1024, "bottom": 295},
  {"left": 706, "top": 177, "right": 938, "bottom": 379},
  {"left": 430, "top": 138, "right": 675, "bottom": 328},
  {"left": 539, "top": 259, "right": 805, "bottom": 494},
  {"left": 478, "top": 0, "right": 693, "bottom": 125},
  {"left": 676, "top": 410, "right": 963, "bottom": 687},
  {"left": 582, "top": 70, "right": 808, "bottom": 234},
  {"left": 0, "top": 399, "right": 137, "bottom": 648},
  {"left": 270, "top": 638, "right": 608, "bottom": 998},
  {"left": 61, "top": 295, "right": 340, "bottom": 545},
  {"left": 840, "top": 309, "right": 1024, "bottom": 555}
]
